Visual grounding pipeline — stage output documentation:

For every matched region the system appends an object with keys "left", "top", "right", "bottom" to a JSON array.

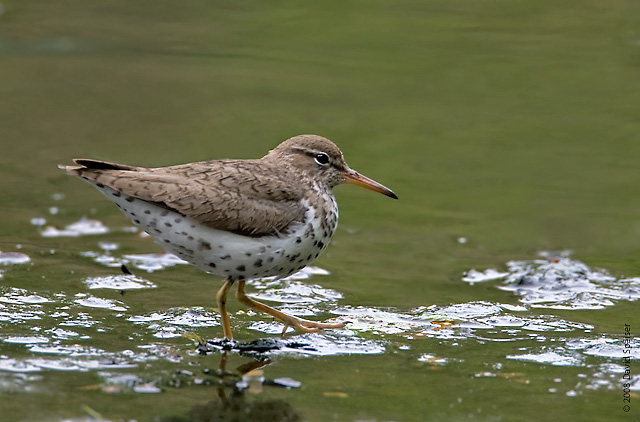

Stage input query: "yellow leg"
[
  {"left": 235, "top": 279, "right": 345, "bottom": 336},
  {"left": 216, "top": 278, "right": 234, "bottom": 339}
]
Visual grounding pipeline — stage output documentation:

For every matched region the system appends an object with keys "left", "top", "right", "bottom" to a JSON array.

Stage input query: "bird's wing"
[{"left": 60, "top": 159, "right": 308, "bottom": 237}]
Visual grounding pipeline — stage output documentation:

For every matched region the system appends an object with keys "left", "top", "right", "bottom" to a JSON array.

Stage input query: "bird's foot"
[{"left": 281, "top": 316, "right": 347, "bottom": 336}]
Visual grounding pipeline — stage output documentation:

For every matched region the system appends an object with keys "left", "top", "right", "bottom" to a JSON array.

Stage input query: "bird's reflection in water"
[{"left": 161, "top": 345, "right": 302, "bottom": 422}]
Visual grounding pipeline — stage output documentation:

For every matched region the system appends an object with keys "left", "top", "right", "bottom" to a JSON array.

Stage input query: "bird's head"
[{"left": 265, "top": 134, "right": 398, "bottom": 199}]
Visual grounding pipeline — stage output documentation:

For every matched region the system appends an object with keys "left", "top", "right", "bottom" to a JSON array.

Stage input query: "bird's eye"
[{"left": 314, "top": 153, "right": 330, "bottom": 166}]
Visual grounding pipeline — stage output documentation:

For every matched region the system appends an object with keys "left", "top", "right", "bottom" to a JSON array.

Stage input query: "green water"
[{"left": 1, "top": 1, "right": 640, "bottom": 421}]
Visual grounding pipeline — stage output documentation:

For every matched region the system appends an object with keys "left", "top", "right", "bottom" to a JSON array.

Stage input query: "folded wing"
[{"left": 60, "top": 159, "right": 307, "bottom": 237}]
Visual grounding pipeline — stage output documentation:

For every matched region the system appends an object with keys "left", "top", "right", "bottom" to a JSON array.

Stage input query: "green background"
[{"left": 1, "top": 1, "right": 639, "bottom": 421}]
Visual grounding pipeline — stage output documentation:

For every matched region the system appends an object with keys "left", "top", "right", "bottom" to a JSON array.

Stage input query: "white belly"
[{"left": 91, "top": 183, "right": 334, "bottom": 280}]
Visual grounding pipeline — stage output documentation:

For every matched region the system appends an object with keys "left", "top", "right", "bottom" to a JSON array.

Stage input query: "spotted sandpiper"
[{"left": 60, "top": 134, "right": 397, "bottom": 339}]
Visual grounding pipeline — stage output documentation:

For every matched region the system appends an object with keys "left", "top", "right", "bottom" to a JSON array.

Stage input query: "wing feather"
[{"left": 60, "top": 159, "right": 307, "bottom": 237}]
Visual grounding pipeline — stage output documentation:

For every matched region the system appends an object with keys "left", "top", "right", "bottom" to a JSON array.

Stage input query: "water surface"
[{"left": 1, "top": 1, "right": 639, "bottom": 421}]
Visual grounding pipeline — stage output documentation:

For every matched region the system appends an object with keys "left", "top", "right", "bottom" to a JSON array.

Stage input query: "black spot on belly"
[
  {"left": 221, "top": 254, "right": 231, "bottom": 260},
  {"left": 134, "top": 219, "right": 140, "bottom": 224},
  {"left": 163, "top": 239, "right": 170, "bottom": 244},
  {"left": 161, "top": 210, "right": 169, "bottom": 216},
  {"left": 254, "top": 259, "right": 263, "bottom": 268},
  {"left": 125, "top": 197, "right": 134, "bottom": 203},
  {"left": 198, "top": 241, "right": 212, "bottom": 251},
  {"left": 144, "top": 210, "right": 150, "bottom": 214},
  {"left": 246, "top": 252, "right": 252, "bottom": 257},
  {"left": 317, "top": 241, "right": 325, "bottom": 249},
  {"left": 296, "top": 237, "right": 301, "bottom": 243},
  {"left": 209, "top": 262, "right": 216, "bottom": 268},
  {"left": 175, "top": 218, "right": 182, "bottom": 223},
  {"left": 112, "top": 191, "right": 121, "bottom": 197},
  {"left": 165, "top": 222, "right": 172, "bottom": 227},
  {"left": 96, "top": 182, "right": 105, "bottom": 188},
  {"left": 236, "top": 265, "right": 245, "bottom": 272}
]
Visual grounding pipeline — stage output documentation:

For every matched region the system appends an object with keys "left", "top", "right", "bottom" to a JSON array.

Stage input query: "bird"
[{"left": 59, "top": 134, "right": 397, "bottom": 339}]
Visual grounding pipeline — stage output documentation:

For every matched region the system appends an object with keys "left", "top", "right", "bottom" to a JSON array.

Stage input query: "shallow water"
[{"left": 1, "top": 1, "right": 640, "bottom": 421}]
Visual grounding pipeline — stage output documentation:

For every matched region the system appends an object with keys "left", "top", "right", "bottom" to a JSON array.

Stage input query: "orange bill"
[{"left": 343, "top": 168, "right": 398, "bottom": 199}]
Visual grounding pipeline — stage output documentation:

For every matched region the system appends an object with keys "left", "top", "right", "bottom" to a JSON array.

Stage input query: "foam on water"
[
  {"left": 73, "top": 294, "right": 127, "bottom": 311},
  {"left": 4, "top": 336, "right": 49, "bottom": 344},
  {"left": 81, "top": 251, "right": 189, "bottom": 273},
  {"left": 329, "top": 302, "right": 595, "bottom": 341},
  {"left": 85, "top": 275, "right": 156, "bottom": 290},
  {"left": 462, "top": 268, "right": 509, "bottom": 284},
  {"left": 0, "top": 357, "right": 137, "bottom": 373},
  {"left": 4, "top": 230, "right": 640, "bottom": 399},
  {"left": 464, "top": 253, "right": 640, "bottom": 309},
  {"left": 41, "top": 217, "right": 109, "bottom": 237},
  {"left": 275, "top": 332, "right": 385, "bottom": 356},
  {"left": 0, "top": 251, "right": 31, "bottom": 265},
  {"left": 248, "top": 267, "right": 341, "bottom": 304},
  {"left": 507, "top": 349, "right": 584, "bottom": 366}
]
